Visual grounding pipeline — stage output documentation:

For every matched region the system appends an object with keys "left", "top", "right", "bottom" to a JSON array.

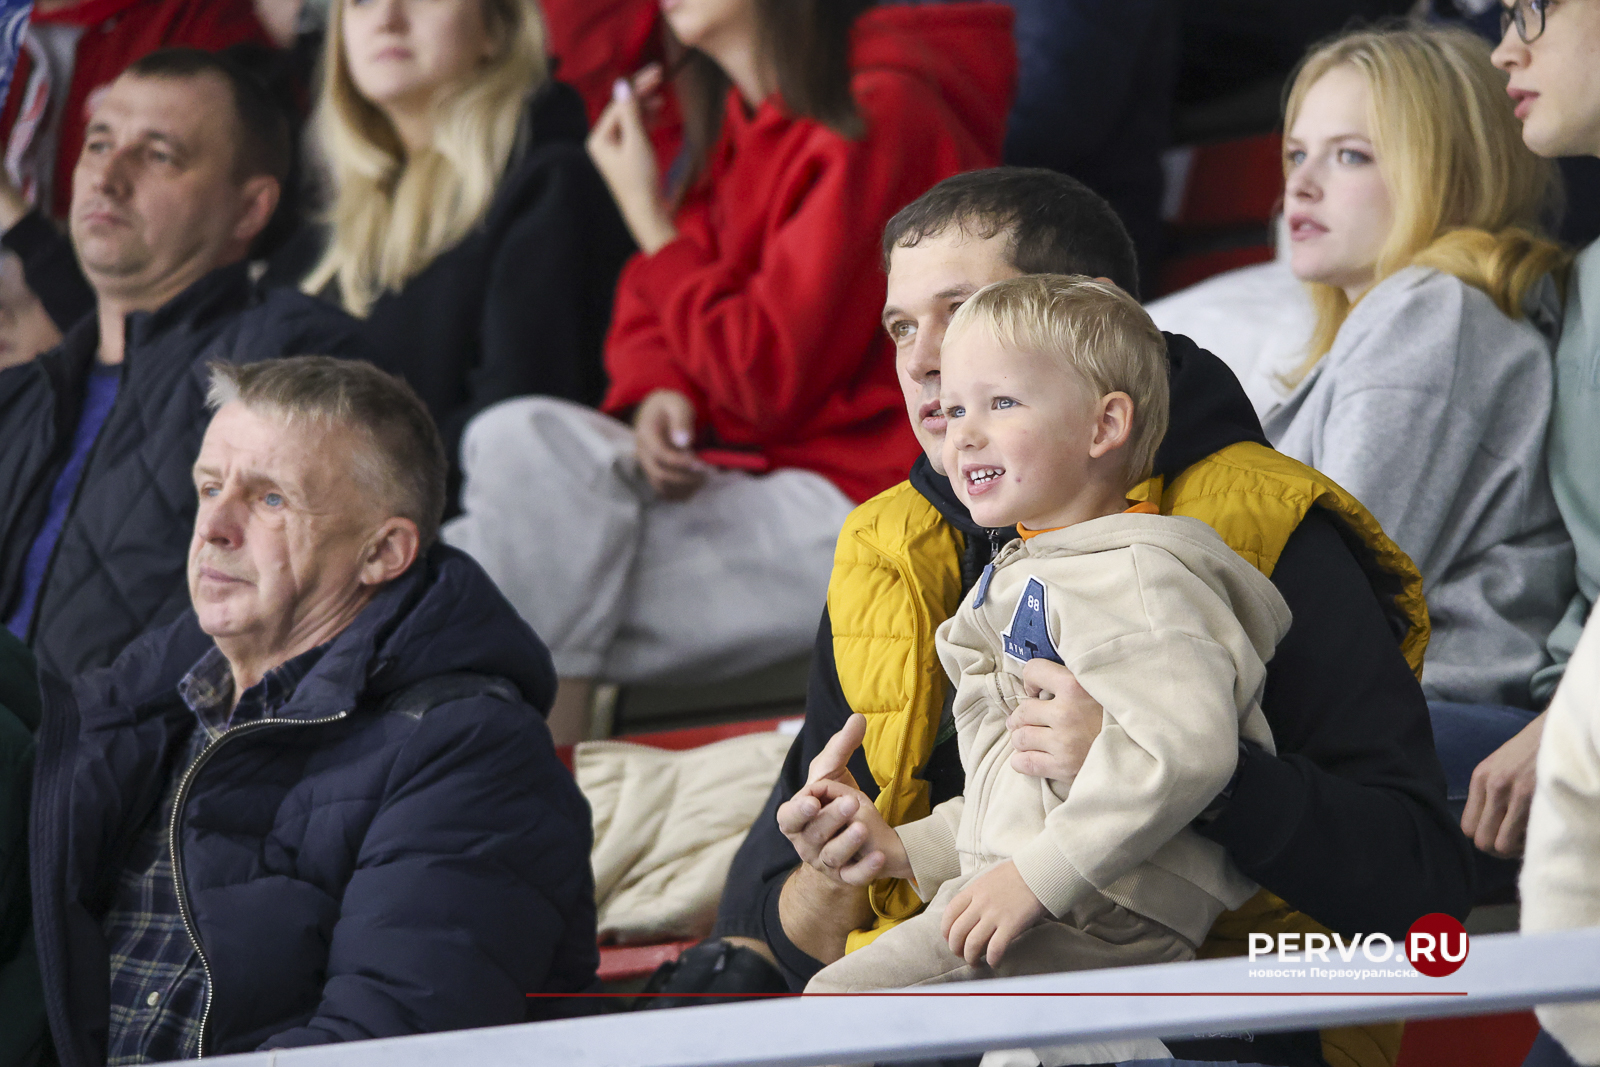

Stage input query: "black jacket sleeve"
[
  {"left": 3, "top": 210, "right": 95, "bottom": 333},
  {"left": 1198, "top": 507, "right": 1475, "bottom": 935},
  {"left": 712, "top": 608, "right": 875, "bottom": 990}
]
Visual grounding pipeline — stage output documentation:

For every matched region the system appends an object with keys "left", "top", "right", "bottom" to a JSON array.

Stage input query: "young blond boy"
[{"left": 803, "top": 277, "right": 1291, "bottom": 1025}]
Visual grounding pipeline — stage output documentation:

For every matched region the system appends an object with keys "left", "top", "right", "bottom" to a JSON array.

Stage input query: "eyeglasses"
[{"left": 1502, "top": 0, "right": 1553, "bottom": 44}]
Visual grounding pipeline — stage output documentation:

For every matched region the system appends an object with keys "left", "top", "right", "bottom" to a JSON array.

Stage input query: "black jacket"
[
  {"left": 716, "top": 334, "right": 1474, "bottom": 1018},
  {"left": 30, "top": 546, "right": 597, "bottom": 1065},
  {"left": 0, "top": 263, "right": 373, "bottom": 681}
]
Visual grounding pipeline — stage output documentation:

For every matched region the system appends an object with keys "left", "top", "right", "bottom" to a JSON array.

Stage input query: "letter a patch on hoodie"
[{"left": 1002, "top": 576, "right": 1064, "bottom": 666}]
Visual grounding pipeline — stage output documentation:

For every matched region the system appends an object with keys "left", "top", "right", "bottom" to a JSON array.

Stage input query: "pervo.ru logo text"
[{"left": 1247, "top": 913, "right": 1470, "bottom": 978}]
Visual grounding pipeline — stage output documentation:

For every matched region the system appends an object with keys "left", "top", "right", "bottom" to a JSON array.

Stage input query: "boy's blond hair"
[{"left": 946, "top": 274, "right": 1169, "bottom": 488}]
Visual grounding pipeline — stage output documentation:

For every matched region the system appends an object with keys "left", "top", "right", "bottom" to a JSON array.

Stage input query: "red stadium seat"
[
  {"left": 1158, "top": 132, "right": 1284, "bottom": 296},
  {"left": 1394, "top": 1011, "right": 1541, "bottom": 1067}
]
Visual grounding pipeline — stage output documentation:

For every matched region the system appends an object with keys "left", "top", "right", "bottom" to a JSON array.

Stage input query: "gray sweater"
[{"left": 1262, "top": 265, "right": 1573, "bottom": 709}]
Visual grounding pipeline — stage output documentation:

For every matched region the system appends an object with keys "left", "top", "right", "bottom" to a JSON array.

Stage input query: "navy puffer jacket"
[{"left": 30, "top": 546, "right": 597, "bottom": 1066}]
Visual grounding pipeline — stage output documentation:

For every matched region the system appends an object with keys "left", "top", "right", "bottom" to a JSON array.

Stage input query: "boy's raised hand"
[
  {"left": 777, "top": 714, "right": 911, "bottom": 885},
  {"left": 941, "top": 860, "right": 1047, "bottom": 969}
]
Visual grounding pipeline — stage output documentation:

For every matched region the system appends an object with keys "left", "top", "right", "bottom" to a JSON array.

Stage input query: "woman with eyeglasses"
[
  {"left": 1493, "top": 4, "right": 1600, "bottom": 1067},
  {"left": 1252, "top": 21, "right": 1572, "bottom": 861}
]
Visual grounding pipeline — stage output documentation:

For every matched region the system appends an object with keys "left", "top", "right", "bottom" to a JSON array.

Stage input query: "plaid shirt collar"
[{"left": 176, "top": 643, "right": 328, "bottom": 742}]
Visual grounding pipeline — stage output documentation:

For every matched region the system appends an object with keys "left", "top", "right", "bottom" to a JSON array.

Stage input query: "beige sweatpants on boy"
[{"left": 808, "top": 872, "right": 1189, "bottom": 1065}]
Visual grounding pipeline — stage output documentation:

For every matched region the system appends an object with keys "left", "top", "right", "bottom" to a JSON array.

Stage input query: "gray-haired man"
[{"left": 30, "top": 357, "right": 598, "bottom": 1066}]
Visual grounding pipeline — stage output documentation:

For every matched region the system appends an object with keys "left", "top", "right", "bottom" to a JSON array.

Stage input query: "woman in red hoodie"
[{"left": 444, "top": 0, "right": 1015, "bottom": 742}]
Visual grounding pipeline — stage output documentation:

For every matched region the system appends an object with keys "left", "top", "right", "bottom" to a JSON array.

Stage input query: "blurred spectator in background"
[
  {"left": 300, "top": 0, "right": 631, "bottom": 512},
  {"left": 1257, "top": 25, "right": 1572, "bottom": 880},
  {"left": 0, "top": 50, "right": 370, "bottom": 681},
  {"left": 541, "top": 0, "right": 664, "bottom": 127},
  {"left": 0, "top": 250, "right": 58, "bottom": 368},
  {"left": 0, "top": 0, "right": 270, "bottom": 224},
  {"left": 902, "top": 0, "right": 1180, "bottom": 298},
  {"left": 445, "top": 0, "right": 1015, "bottom": 743}
]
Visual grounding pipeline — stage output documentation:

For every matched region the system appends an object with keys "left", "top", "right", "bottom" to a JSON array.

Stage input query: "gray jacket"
[{"left": 1263, "top": 265, "right": 1572, "bottom": 709}]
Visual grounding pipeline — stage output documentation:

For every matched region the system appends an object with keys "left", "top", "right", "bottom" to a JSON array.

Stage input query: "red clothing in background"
[
  {"left": 602, "top": 3, "right": 1017, "bottom": 505},
  {"left": 541, "top": 0, "right": 661, "bottom": 127},
  {"left": 1, "top": 0, "right": 269, "bottom": 220}
]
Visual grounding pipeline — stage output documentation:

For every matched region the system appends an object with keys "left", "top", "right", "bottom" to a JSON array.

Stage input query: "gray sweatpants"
[
  {"left": 443, "top": 397, "right": 854, "bottom": 684},
  {"left": 808, "top": 870, "right": 1194, "bottom": 1065}
]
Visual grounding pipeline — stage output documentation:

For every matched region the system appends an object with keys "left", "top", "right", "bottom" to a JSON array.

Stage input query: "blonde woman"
[
  {"left": 1258, "top": 22, "right": 1573, "bottom": 868},
  {"left": 306, "top": 0, "right": 632, "bottom": 505}
]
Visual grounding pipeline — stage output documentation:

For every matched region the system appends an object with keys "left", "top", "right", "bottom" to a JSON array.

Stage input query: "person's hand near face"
[
  {"left": 1282, "top": 64, "right": 1395, "bottom": 303},
  {"left": 0, "top": 252, "right": 62, "bottom": 369},
  {"left": 587, "top": 65, "right": 678, "bottom": 254}
]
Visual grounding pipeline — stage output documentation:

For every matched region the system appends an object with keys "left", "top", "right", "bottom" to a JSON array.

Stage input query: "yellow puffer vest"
[{"left": 826, "top": 441, "right": 1429, "bottom": 1067}]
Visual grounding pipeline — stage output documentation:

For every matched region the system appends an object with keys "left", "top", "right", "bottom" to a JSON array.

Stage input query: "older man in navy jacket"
[{"left": 29, "top": 357, "right": 597, "bottom": 1065}]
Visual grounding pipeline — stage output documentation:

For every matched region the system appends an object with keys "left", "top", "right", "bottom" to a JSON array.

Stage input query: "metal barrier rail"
[{"left": 210, "top": 927, "right": 1600, "bottom": 1067}]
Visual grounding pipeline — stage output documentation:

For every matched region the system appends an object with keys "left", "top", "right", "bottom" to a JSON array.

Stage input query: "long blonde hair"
[
  {"left": 304, "top": 0, "right": 549, "bottom": 315},
  {"left": 1283, "top": 24, "right": 1567, "bottom": 383}
]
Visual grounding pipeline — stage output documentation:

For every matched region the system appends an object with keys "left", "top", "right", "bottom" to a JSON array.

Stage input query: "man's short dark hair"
[
  {"left": 882, "top": 168, "right": 1143, "bottom": 299},
  {"left": 124, "top": 47, "right": 292, "bottom": 186},
  {"left": 206, "top": 357, "right": 448, "bottom": 550}
]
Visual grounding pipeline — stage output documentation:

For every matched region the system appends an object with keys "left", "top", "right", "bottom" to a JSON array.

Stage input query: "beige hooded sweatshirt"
[{"left": 901, "top": 512, "right": 1292, "bottom": 946}]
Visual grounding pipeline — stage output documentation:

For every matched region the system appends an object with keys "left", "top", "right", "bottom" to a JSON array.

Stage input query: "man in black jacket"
[
  {"left": 0, "top": 49, "right": 370, "bottom": 681},
  {"left": 31, "top": 357, "right": 596, "bottom": 1065},
  {"left": 712, "top": 169, "right": 1473, "bottom": 1067}
]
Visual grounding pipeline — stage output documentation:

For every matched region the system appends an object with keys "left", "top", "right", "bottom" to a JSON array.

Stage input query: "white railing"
[{"left": 209, "top": 927, "right": 1600, "bottom": 1067}]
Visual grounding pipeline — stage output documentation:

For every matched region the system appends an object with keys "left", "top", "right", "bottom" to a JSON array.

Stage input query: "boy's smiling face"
[{"left": 939, "top": 329, "right": 1125, "bottom": 531}]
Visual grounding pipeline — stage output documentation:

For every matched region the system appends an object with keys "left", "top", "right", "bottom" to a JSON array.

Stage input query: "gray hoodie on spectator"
[{"left": 1262, "top": 265, "right": 1572, "bottom": 709}]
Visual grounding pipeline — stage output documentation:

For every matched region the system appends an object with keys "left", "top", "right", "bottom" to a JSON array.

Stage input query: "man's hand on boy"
[
  {"left": 941, "top": 860, "right": 1047, "bottom": 969},
  {"left": 1007, "top": 659, "right": 1103, "bottom": 779}
]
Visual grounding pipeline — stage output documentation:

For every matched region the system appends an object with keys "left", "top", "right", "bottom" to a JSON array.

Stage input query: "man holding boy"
[
  {"left": 714, "top": 168, "right": 1471, "bottom": 1067},
  {"left": 805, "top": 278, "right": 1292, "bottom": 1055}
]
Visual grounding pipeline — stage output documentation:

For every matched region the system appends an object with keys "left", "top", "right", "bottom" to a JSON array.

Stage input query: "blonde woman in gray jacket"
[{"left": 1255, "top": 27, "right": 1572, "bottom": 868}]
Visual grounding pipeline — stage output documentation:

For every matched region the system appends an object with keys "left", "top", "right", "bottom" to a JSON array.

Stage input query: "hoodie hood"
[
  {"left": 852, "top": 3, "right": 1017, "bottom": 158},
  {"left": 76, "top": 545, "right": 555, "bottom": 724},
  {"left": 912, "top": 331, "right": 1267, "bottom": 535}
]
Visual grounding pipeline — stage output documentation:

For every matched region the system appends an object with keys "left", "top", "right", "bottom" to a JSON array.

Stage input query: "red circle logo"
[{"left": 1406, "top": 913, "right": 1470, "bottom": 977}]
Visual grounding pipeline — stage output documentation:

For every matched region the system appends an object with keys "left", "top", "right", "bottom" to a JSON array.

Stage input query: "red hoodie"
[{"left": 601, "top": 3, "right": 1017, "bottom": 505}]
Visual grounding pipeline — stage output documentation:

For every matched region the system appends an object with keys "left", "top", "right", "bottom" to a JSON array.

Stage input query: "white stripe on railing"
[{"left": 209, "top": 927, "right": 1600, "bottom": 1067}]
